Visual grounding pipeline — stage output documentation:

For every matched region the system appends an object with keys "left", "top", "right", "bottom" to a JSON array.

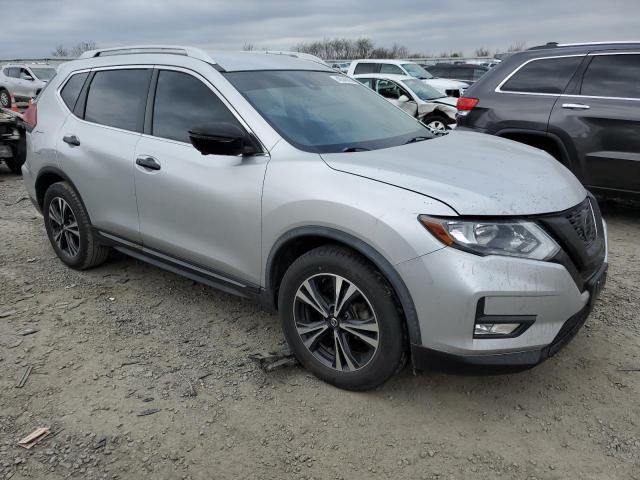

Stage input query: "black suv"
[
  {"left": 457, "top": 42, "right": 640, "bottom": 199},
  {"left": 425, "top": 63, "right": 489, "bottom": 85}
]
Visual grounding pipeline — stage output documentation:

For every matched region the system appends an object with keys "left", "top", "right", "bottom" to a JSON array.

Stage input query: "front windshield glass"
[
  {"left": 402, "top": 79, "right": 445, "bottom": 101},
  {"left": 402, "top": 63, "right": 434, "bottom": 79},
  {"left": 225, "top": 70, "right": 430, "bottom": 153},
  {"left": 30, "top": 67, "right": 56, "bottom": 80}
]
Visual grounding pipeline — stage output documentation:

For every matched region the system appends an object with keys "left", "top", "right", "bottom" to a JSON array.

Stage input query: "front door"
[{"left": 134, "top": 68, "right": 268, "bottom": 285}]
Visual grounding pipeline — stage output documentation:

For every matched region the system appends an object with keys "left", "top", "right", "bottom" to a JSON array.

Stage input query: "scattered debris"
[
  {"left": 0, "top": 310, "right": 17, "bottom": 318},
  {"left": 18, "top": 328, "right": 39, "bottom": 336},
  {"left": 18, "top": 427, "right": 50, "bottom": 449},
  {"left": 94, "top": 436, "right": 107, "bottom": 449},
  {"left": 16, "top": 366, "right": 33, "bottom": 388},
  {"left": 249, "top": 351, "right": 299, "bottom": 372},
  {"left": 137, "top": 408, "right": 161, "bottom": 417},
  {"left": 26, "top": 257, "right": 38, "bottom": 263}
]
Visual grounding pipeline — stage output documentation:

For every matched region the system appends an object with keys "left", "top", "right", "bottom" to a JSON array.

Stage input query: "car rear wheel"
[
  {"left": 422, "top": 113, "right": 450, "bottom": 134},
  {"left": 0, "top": 89, "right": 10, "bottom": 108},
  {"left": 43, "top": 182, "right": 110, "bottom": 270},
  {"left": 278, "top": 245, "right": 406, "bottom": 390}
]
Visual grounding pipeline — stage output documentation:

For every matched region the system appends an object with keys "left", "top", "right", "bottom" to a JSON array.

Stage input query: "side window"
[
  {"left": 19, "top": 68, "right": 31, "bottom": 80},
  {"left": 353, "top": 63, "right": 378, "bottom": 74},
  {"left": 84, "top": 69, "right": 151, "bottom": 132},
  {"left": 377, "top": 79, "right": 407, "bottom": 100},
  {"left": 472, "top": 68, "right": 486, "bottom": 81},
  {"left": 152, "top": 70, "right": 241, "bottom": 144},
  {"left": 7, "top": 67, "right": 19, "bottom": 78},
  {"left": 581, "top": 54, "right": 640, "bottom": 99},
  {"left": 356, "top": 78, "right": 374, "bottom": 89},
  {"left": 501, "top": 56, "right": 583, "bottom": 94},
  {"left": 60, "top": 72, "right": 89, "bottom": 111},
  {"left": 380, "top": 64, "right": 404, "bottom": 75}
]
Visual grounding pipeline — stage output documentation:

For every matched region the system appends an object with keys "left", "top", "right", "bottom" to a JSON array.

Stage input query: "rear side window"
[
  {"left": 581, "top": 54, "right": 640, "bottom": 99},
  {"left": 380, "top": 64, "right": 403, "bottom": 75},
  {"left": 356, "top": 78, "right": 374, "bottom": 89},
  {"left": 152, "top": 70, "right": 241, "bottom": 144},
  {"left": 60, "top": 72, "right": 88, "bottom": 111},
  {"left": 501, "top": 56, "right": 583, "bottom": 94},
  {"left": 353, "top": 63, "right": 378, "bottom": 74},
  {"left": 84, "top": 69, "right": 151, "bottom": 132}
]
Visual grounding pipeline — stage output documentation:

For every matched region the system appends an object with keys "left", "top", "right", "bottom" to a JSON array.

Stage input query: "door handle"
[
  {"left": 562, "top": 103, "right": 590, "bottom": 110},
  {"left": 136, "top": 156, "right": 161, "bottom": 171},
  {"left": 62, "top": 135, "right": 80, "bottom": 146}
]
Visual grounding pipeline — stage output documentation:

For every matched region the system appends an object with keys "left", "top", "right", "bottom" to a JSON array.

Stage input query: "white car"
[
  {"left": 354, "top": 73, "right": 457, "bottom": 133},
  {"left": 347, "top": 59, "right": 468, "bottom": 97},
  {"left": 0, "top": 64, "right": 57, "bottom": 108}
]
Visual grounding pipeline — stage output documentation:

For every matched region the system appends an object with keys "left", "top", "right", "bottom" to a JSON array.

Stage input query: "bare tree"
[
  {"left": 507, "top": 41, "right": 526, "bottom": 52},
  {"left": 242, "top": 42, "right": 255, "bottom": 51},
  {"left": 70, "top": 41, "right": 98, "bottom": 57},
  {"left": 51, "top": 44, "right": 69, "bottom": 57},
  {"left": 474, "top": 47, "right": 490, "bottom": 57}
]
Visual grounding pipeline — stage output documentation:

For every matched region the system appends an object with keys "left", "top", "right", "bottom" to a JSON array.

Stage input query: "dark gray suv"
[{"left": 457, "top": 41, "right": 640, "bottom": 200}]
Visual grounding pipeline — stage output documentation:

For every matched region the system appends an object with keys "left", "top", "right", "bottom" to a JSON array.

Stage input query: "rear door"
[
  {"left": 57, "top": 67, "right": 151, "bottom": 242},
  {"left": 549, "top": 52, "right": 640, "bottom": 193},
  {"left": 133, "top": 67, "right": 267, "bottom": 284}
]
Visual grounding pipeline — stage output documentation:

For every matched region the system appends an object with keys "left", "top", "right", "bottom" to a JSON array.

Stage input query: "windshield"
[
  {"left": 30, "top": 67, "right": 56, "bottom": 81},
  {"left": 402, "top": 79, "right": 445, "bottom": 101},
  {"left": 401, "top": 64, "right": 434, "bottom": 79},
  {"left": 225, "top": 70, "right": 430, "bottom": 153}
]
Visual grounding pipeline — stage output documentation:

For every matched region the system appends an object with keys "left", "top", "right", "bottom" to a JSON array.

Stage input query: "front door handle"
[
  {"left": 62, "top": 135, "right": 80, "bottom": 146},
  {"left": 136, "top": 156, "right": 161, "bottom": 171},
  {"left": 562, "top": 103, "right": 590, "bottom": 110}
]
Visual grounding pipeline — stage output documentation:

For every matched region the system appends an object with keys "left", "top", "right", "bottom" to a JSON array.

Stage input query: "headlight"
[{"left": 419, "top": 216, "right": 560, "bottom": 260}]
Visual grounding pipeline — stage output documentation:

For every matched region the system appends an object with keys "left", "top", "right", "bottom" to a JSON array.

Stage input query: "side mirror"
[
  {"left": 398, "top": 95, "right": 410, "bottom": 103},
  {"left": 22, "top": 75, "right": 34, "bottom": 81},
  {"left": 188, "top": 123, "right": 261, "bottom": 156}
]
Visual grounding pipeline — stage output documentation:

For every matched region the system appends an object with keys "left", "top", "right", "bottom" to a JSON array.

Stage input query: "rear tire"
[
  {"left": 0, "top": 88, "right": 10, "bottom": 108},
  {"left": 278, "top": 245, "right": 406, "bottom": 391},
  {"left": 43, "top": 182, "right": 110, "bottom": 270}
]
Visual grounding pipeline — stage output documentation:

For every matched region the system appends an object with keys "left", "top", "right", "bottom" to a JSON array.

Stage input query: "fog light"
[{"left": 474, "top": 323, "right": 521, "bottom": 337}]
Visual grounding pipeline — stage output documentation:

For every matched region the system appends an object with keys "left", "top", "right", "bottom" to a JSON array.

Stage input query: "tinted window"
[
  {"left": 30, "top": 68, "right": 57, "bottom": 81},
  {"left": 152, "top": 70, "right": 241, "bottom": 144},
  {"left": 501, "top": 56, "right": 583, "bottom": 94},
  {"left": 427, "top": 66, "right": 449, "bottom": 77},
  {"left": 472, "top": 68, "right": 487, "bottom": 81},
  {"left": 85, "top": 69, "right": 150, "bottom": 132},
  {"left": 380, "top": 64, "right": 403, "bottom": 75},
  {"left": 581, "top": 54, "right": 640, "bottom": 99},
  {"left": 356, "top": 78, "right": 374, "bottom": 89},
  {"left": 376, "top": 79, "right": 408, "bottom": 99},
  {"left": 60, "top": 72, "right": 88, "bottom": 111},
  {"left": 225, "top": 70, "right": 430, "bottom": 154},
  {"left": 353, "top": 63, "right": 378, "bottom": 74}
]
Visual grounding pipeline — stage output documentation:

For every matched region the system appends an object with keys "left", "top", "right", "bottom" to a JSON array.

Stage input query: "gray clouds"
[{"left": 1, "top": 0, "right": 638, "bottom": 58}]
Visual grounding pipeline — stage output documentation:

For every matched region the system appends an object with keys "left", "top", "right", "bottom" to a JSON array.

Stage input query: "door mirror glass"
[
  {"left": 188, "top": 122, "right": 259, "bottom": 156},
  {"left": 398, "top": 95, "right": 410, "bottom": 103}
]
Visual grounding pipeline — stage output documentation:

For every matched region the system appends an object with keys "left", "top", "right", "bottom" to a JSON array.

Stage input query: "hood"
[
  {"left": 320, "top": 131, "right": 586, "bottom": 216},
  {"left": 424, "top": 78, "right": 468, "bottom": 92}
]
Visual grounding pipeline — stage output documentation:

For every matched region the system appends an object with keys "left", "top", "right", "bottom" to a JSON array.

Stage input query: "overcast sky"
[{"left": 1, "top": 0, "right": 638, "bottom": 58}]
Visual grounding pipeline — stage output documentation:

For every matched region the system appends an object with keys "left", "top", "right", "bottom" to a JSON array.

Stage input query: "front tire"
[
  {"left": 422, "top": 113, "right": 450, "bottom": 134},
  {"left": 43, "top": 182, "right": 110, "bottom": 270},
  {"left": 0, "top": 88, "right": 10, "bottom": 108},
  {"left": 278, "top": 245, "right": 406, "bottom": 390}
]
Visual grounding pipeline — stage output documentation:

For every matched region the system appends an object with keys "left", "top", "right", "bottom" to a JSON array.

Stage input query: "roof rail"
[
  {"left": 253, "top": 50, "right": 328, "bottom": 67},
  {"left": 79, "top": 45, "right": 215, "bottom": 64},
  {"left": 529, "top": 40, "right": 640, "bottom": 50}
]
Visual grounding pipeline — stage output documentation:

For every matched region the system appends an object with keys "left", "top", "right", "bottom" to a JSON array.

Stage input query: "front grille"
[{"left": 565, "top": 199, "right": 597, "bottom": 247}]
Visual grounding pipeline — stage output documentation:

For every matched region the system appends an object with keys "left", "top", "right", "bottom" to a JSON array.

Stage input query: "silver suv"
[
  {"left": 0, "top": 63, "right": 57, "bottom": 107},
  {"left": 21, "top": 46, "right": 608, "bottom": 390}
]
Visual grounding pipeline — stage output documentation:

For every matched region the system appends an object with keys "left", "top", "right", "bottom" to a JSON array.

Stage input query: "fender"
[
  {"left": 34, "top": 166, "right": 85, "bottom": 211},
  {"left": 265, "top": 226, "right": 422, "bottom": 346},
  {"left": 495, "top": 128, "right": 573, "bottom": 170}
]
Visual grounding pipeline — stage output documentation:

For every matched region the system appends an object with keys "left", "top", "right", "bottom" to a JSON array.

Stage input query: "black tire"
[
  {"left": 422, "top": 113, "right": 451, "bottom": 133},
  {"left": 6, "top": 135, "right": 26, "bottom": 175},
  {"left": 278, "top": 245, "right": 406, "bottom": 391},
  {"left": 43, "top": 182, "right": 110, "bottom": 270},
  {"left": 0, "top": 88, "right": 10, "bottom": 108}
]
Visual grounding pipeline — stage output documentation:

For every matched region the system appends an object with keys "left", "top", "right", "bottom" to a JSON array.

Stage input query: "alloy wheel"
[
  {"left": 48, "top": 197, "right": 80, "bottom": 257},
  {"left": 427, "top": 119, "right": 447, "bottom": 133},
  {"left": 0, "top": 91, "right": 9, "bottom": 108},
  {"left": 293, "top": 273, "right": 380, "bottom": 372}
]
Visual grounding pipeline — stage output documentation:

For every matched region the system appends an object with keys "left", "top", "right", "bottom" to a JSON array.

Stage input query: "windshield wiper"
[
  {"left": 405, "top": 136, "right": 431, "bottom": 144},
  {"left": 342, "top": 146, "right": 370, "bottom": 153}
]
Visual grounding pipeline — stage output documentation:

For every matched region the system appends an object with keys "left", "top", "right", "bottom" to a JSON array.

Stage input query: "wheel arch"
[
  {"left": 35, "top": 166, "right": 85, "bottom": 213},
  {"left": 265, "top": 226, "right": 422, "bottom": 346},
  {"left": 495, "top": 128, "right": 572, "bottom": 168}
]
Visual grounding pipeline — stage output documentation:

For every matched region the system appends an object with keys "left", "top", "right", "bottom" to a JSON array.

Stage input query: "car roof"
[
  {"left": 2, "top": 63, "right": 55, "bottom": 68},
  {"left": 352, "top": 73, "right": 415, "bottom": 81},
  {"left": 351, "top": 59, "right": 416, "bottom": 65},
  {"left": 210, "top": 51, "right": 331, "bottom": 71}
]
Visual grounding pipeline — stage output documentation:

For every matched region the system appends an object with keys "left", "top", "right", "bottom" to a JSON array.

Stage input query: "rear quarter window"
[
  {"left": 500, "top": 56, "right": 583, "bottom": 94},
  {"left": 60, "top": 72, "right": 89, "bottom": 111}
]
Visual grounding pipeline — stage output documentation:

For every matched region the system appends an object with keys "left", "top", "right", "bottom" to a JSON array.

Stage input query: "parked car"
[
  {"left": 424, "top": 63, "right": 489, "bottom": 85},
  {"left": 347, "top": 59, "right": 468, "bottom": 97},
  {"left": 331, "top": 62, "right": 350, "bottom": 73},
  {"left": 457, "top": 41, "right": 640, "bottom": 199},
  {"left": 354, "top": 73, "right": 457, "bottom": 133},
  {"left": 0, "top": 64, "right": 57, "bottom": 107},
  {"left": 0, "top": 108, "right": 26, "bottom": 174},
  {"left": 22, "top": 45, "right": 607, "bottom": 390}
]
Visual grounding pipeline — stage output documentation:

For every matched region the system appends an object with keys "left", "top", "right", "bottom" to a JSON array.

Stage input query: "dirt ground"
[{"left": 0, "top": 164, "right": 639, "bottom": 480}]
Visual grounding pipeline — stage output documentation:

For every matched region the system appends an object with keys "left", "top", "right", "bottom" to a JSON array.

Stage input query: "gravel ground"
[{"left": 1, "top": 164, "right": 639, "bottom": 480}]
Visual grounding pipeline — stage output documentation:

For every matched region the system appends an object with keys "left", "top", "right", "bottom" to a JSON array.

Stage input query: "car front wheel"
[{"left": 278, "top": 245, "right": 406, "bottom": 390}]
